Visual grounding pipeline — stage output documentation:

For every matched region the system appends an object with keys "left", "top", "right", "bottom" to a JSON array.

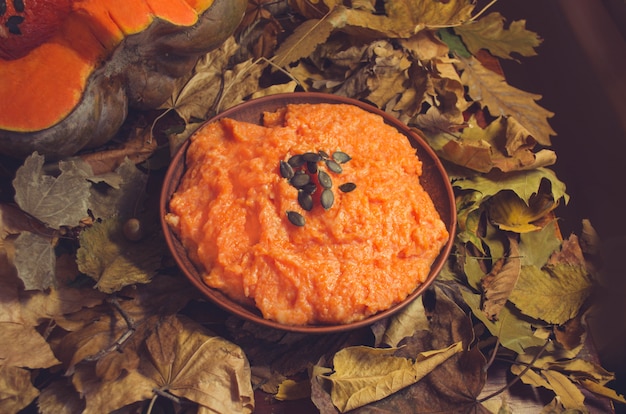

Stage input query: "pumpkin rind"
[{"left": 0, "top": 0, "right": 246, "bottom": 159}]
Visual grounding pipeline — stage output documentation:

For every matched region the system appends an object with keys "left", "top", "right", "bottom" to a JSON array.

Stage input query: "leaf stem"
[
  {"left": 83, "top": 295, "right": 136, "bottom": 362},
  {"left": 476, "top": 337, "right": 550, "bottom": 403}
]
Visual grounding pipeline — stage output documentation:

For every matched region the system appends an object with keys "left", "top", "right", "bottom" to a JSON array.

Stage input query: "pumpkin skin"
[{"left": 0, "top": 0, "right": 247, "bottom": 159}]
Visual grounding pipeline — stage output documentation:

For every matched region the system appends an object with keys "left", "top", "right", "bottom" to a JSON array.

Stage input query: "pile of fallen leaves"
[{"left": 1, "top": 0, "right": 625, "bottom": 413}]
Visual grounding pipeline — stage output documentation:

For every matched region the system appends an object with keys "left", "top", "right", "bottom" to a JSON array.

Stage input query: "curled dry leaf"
[{"left": 481, "top": 235, "right": 521, "bottom": 321}]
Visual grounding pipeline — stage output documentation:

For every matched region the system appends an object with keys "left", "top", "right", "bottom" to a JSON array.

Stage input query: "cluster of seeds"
[{"left": 279, "top": 150, "right": 355, "bottom": 227}]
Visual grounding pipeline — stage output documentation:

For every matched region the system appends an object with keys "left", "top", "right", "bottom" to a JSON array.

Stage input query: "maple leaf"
[
  {"left": 454, "top": 12, "right": 542, "bottom": 60},
  {"left": 71, "top": 315, "right": 254, "bottom": 414},
  {"left": 143, "top": 315, "right": 254, "bottom": 412},
  {"left": 12, "top": 152, "right": 90, "bottom": 229},
  {"left": 457, "top": 56, "right": 556, "bottom": 146},
  {"left": 76, "top": 217, "right": 165, "bottom": 293}
]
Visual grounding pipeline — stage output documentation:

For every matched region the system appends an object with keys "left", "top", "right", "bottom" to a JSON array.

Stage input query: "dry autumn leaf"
[
  {"left": 454, "top": 12, "right": 542, "bottom": 60},
  {"left": 0, "top": 365, "right": 40, "bottom": 413},
  {"left": 457, "top": 56, "right": 556, "bottom": 146},
  {"left": 508, "top": 235, "right": 593, "bottom": 325},
  {"left": 13, "top": 152, "right": 91, "bottom": 229},
  {"left": 481, "top": 234, "right": 521, "bottom": 321},
  {"left": 76, "top": 217, "right": 165, "bottom": 293},
  {"left": 70, "top": 314, "right": 254, "bottom": 414},
  {"left": 322, "top": 342, "right": 463, "bottom": 413},
  {"left": 487, "top": 190, "right": 559, "bottom": 233}
]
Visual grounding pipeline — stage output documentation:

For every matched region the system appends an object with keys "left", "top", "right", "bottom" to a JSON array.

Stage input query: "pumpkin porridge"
[{"left": 165, "top": 103, "right": 449, "bottom": 325}]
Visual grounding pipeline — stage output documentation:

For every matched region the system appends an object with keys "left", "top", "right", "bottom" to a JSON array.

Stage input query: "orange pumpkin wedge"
[{"left": 0, "top": 0, "right": 246, "bottom": 159}]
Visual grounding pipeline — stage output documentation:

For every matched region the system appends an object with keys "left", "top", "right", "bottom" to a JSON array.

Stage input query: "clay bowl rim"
[{"left": 159, "top": 92, "right": 457, "bottom": 334}]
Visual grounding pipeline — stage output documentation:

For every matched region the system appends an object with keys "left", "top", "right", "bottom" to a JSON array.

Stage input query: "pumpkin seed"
[
  {"left": 318, "top": 170, "right": 332, "bottom": 189},
  {"left": 339, "top": 182, "right": 357, "bottom": 192},
  {"left": 286, "top": 210, "right": 305, "bottom": 227},
  {"left": 332, "top": 151, "right": 352, "bottom": 164},
  {"left": 298, "top": 191, "right": 314, "bottom": 211},
  {"left": 301, "top": 182, "right": 317, "bottom": 195},
  {"left": 307, "top": 161, "right": 318, "bottom": 174},
  {"left": 303, "top": 152, "right": 322, "bottom": 162},
  {"left": 290, "top": 171, "right": 310, "bottom": 188},
  {"left": 279, "top": 160, "right": 294, "bottom": 179},
  {"left": 288, "top": 154, "right": 305, "bottom": 168},
  {"left": 321, "top": 188, "right": 334, "bottom": 210},
  {"left": 325, "top": 159, "right": 343, "bottom": 173},
  {"left": 318, "top": 150, "right": 330, "bottom": 159}
]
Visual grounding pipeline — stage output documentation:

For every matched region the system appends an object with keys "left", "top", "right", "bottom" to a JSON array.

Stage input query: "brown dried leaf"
[
  {"left": 76, "top": 217, "right": 165, "bottom": 293},
  {"left": 0, "top": 322, "right": 60, "bottom": 369},
  {"left": 72, "top": 315, "right": 254, "bottom": 414},
  {"left": 0, "top": 256, "right": 68, "bottom": 369},
  {"left": 0, "top": 365, "right": 40, "bottom": 413},
  {"left": 77, "top": 128, "right": 157, "bottom": 176},
  {"left": 53, "top": 275, "right": 197, "bottom": 376},
  {"left": 455, "top": 12, "right": 542, "bottom": 60},
  {"left": 481, "top": 235, "right": 521, "bottom": 321},
  {"left": 458, "top": 56, "right": 556, "bottom": 146},
  {"left": 38, "top": 377, "right": 85, "bottom": 414},
  {"left": 273, "top": 16, "right": 336, "bottom": 67},
  {"left": 0, "top": 203, "right": 55, "bottom": 239}
]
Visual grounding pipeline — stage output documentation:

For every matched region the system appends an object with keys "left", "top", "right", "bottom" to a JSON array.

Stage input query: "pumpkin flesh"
[
  {"left": 1, "top": 0, "right": 246, "bottom": 159},
  {"left": 0, "top": 0, "right": 215, "bottom": 133}
]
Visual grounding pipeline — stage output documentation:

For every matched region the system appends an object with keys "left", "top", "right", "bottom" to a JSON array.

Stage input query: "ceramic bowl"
[{"left": 160, "top": 92, "right": 456, "bottom": 333}]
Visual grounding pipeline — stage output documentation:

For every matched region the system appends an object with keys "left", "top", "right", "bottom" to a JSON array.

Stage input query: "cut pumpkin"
[{"left": 0, "top": 0, "right": 246, "bottom": 159}]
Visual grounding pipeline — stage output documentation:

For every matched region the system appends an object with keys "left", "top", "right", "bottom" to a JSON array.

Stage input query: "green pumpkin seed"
[
  {"left": 287, "top": 210, "right": 305, "bottom": 227},
  {"left": 338, "top": 182, "right": 356, "bottom": 192},
  {"left": 279, "top": 160, "right": 294, "bottom": 179},
  {"left": 325, "top": 159, "right": 343, "bottom": 173},
  {"left": 318, "top": 170, "right": 332, "bottom": 189},
  {"left": 318, "top": 150, "right": 330, "bottom": 159},
  {"left": 332, "top": 151, "right": 352, "bottom": 164},
  {"left": 298, "top": 191, "right": 314, "bottom": 211},
  {"left": 321, "top": 189, "right": 334, "bottom": 210}
]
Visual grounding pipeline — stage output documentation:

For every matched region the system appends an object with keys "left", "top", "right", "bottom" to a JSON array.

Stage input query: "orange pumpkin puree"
[{"left": 166, "top": 103, "right": 449, "bottom": 325}]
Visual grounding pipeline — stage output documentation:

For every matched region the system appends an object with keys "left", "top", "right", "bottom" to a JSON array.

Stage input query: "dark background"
[{"left": 494, "top": 1, "right": 626, "bottom": 410}]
